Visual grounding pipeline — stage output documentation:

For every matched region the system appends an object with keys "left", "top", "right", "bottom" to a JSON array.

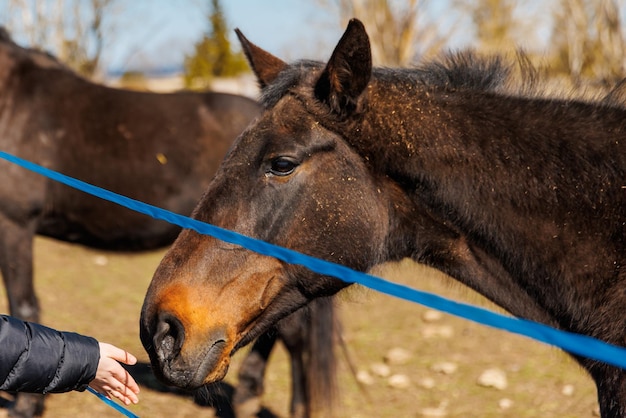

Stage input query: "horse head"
[{"left": 139, "top": 20, "right": 400, "bottom": 388}]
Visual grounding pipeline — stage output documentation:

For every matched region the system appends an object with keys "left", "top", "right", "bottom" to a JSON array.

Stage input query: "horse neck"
[
  {"left": 350, "top": 81, "right": 625, "bottom": 230},
  {"left": 341, "top": 82, "right": 626, "bottom": 327}
]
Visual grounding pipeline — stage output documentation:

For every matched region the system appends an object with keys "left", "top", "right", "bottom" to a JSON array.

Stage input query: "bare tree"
[
  {"left": 551, "top": 0, "right": 625, "bottom": 85},
  {"left": 593, "top": 0, "right": 625, "bottom": 84},
  {"left": 456, "top": 0, "right": 519, "bottom": 52},
  {"left": 332, "top": 0, "right": 447, "bottom": 66},
  {"left": 2, "top": 0, "right": 115, "bottom": 78}
]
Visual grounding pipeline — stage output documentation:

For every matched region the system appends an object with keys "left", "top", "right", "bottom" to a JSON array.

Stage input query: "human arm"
[{"left": 0, "top": 315, "right": 99, "bottom": 393}]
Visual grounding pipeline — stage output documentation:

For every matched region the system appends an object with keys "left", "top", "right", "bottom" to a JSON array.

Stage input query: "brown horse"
[
  {"left": 140, "top": 19, "right": 626, "bottom": 417},
  {"left": 0, "top": 28, "right": 336, "bottom": 418}
]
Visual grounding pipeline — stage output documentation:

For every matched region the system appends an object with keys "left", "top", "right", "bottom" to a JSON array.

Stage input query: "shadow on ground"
[{"left": 126, "top": 362, "right": 278, "bottom": 418}]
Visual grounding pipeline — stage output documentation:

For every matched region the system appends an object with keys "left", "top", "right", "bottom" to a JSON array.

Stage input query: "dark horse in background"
[
  {"left": 0, "top": 28, "right": 337, "bottom": 418},
  {"left": 141, "top": 19, "right": 626, "bottom": 417}
]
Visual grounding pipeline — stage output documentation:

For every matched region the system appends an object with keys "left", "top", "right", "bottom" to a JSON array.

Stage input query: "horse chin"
[
  {"left": 195, "top": 359, "right": 230, "bottom": 388},
  {"left": 193, "top": 341, "right": 233, "bottom": 388},
  {"left": 158, "top": 339, "right": 233, "bottom": 389}
]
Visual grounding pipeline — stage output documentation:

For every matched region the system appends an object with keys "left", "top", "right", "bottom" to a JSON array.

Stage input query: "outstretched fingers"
[{"left": 90, "top": 342, "right": 140, "bottom": 405}]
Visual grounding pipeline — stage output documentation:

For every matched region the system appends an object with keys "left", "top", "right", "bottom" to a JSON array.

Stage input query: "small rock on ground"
[
  {"left": 420, "top": 402, "right": 448, "bottom": 417},
  {"left": 421, "top": 324, "right": 454, "bottom": 338},
  {"left": 498, "top": 398, "right": 514, "bottom": 410},
  {"left": 387, "top": 374, "right": 411, "bottom": 389},
  {"left": 431, "top": 361, "right": 458, "bottom": 375},
  {"left": 477, "top": 368, "right": 508, "bottom": 390},
  {"left": 422, "top": 309, "right": 444, "bottom": 322},
  {"left": 356, "top": 370, "right": 375, "bottom": 385},
  {"left": 416, "top": 377, "right": 436, "bottom": 389},
  {"left": 384, "top": 347, "right": 412, "bottom": 365},
  {"left": 370, "top": 362, "right": 391, "bottom": 377}
]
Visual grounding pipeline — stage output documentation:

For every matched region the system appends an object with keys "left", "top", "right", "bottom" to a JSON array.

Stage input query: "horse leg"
[
  {"left": 286, "top": 344, "right": 307, "bottom": 418},
  {"left": 233, "top": 329, "right": 279, "bottom": 417},
  {"left": 0, "top": 215, "right": 45, "bottom": 418},
  {"left": 278, "top": 298, "right": 338, "bottom": 418},
  {"left": 234, "top": 306, "right": 319, "bottom": 418},
  {"left": 588, "top": 362, "right": 626, "bottom": 417},
  {"left": 277, "top": 308, "right": 309, "bottom": 418}
]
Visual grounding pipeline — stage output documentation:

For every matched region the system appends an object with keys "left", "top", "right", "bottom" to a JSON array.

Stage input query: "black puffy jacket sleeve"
[{"left": 0, "top": 315, "right": 100, "bottom": 393}]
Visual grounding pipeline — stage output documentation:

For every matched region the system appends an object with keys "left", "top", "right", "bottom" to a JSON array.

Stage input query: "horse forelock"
[{"left": 260, "top": 60, "right": 324, "bottom": 109}]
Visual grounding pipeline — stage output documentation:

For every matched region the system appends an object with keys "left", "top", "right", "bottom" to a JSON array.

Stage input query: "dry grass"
[{"left": 0, "top": 238, "right": 599, "bottom": 417}]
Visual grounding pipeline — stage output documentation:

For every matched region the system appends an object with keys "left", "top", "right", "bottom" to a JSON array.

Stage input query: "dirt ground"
[{"left": 0, "top": 237, "right": 600, "bottom": 417}]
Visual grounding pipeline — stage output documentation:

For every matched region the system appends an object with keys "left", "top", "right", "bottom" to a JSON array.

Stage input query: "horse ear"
[
  {"left": 314, "top": 19, "right": 372, "bottom": 117},
  {"left": 235, "top": 28, "right": 287, "bottom": 89}
]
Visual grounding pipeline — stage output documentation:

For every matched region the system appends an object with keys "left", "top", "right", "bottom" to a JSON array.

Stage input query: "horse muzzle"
[{"left": 141, "top": 310, "right": 232, "bottom": 389}]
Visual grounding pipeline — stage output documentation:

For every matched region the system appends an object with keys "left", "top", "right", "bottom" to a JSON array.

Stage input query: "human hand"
[{"left": 89, "top": 342, "right": 140, "bottom": 405}]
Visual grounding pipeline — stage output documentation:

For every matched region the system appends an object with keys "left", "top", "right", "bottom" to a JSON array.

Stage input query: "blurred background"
[{"left": 1, "top": 0, "right": 625, "bottom": 93}]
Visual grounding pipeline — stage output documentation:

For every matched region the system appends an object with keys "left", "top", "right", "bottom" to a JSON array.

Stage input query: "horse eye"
[{"left": 269, "top": 157, "right": 298, "bottom": 176}]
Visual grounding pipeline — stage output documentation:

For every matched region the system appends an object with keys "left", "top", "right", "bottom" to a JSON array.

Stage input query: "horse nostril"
[{"left": 154, "top": 312, "right": 185, "bottom": 362}]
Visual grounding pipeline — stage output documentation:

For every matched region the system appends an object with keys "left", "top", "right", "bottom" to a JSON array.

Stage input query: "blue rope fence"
[
  {"left": 86, "top": 387, "right": 139, "bottom": 418},
  {"left": 3, "top": 150, "right": 626, "bottom": 374}
]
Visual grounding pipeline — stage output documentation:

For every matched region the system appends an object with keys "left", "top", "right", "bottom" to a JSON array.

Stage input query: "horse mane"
[
  {"left": 261, "top": 49, "right": 620, "bottom": 110},
  {"left": 259, "top": 51, "right": 540, "bottom": 108},
  {"left": 420, "top": 50, "right": 626, "bottom": 107},
  {"left": 412, "top": 50, "right": 540, "bottom": 96}
]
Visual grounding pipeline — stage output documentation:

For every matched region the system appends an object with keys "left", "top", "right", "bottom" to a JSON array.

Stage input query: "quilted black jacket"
[{"left": 0, "top": 315, "right": 99, "bottom": 393}]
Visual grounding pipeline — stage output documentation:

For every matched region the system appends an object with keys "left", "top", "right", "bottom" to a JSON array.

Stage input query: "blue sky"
[
  {"left": 96, "top": 0, "right": 475, "bottom": 72},
  {"left": 0, "top": 0, "right": 343, "bottom": 71},
  {"left": 1, "top": 0, "right": 554, "bottom": 73},
  {"left": 104, "top": 0, "right": 348, "bottom": 72}
]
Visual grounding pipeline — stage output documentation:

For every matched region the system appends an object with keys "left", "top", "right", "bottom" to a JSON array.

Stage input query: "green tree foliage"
[{"left": 183, "top": 0, "right": 248, "bottom": 89}]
